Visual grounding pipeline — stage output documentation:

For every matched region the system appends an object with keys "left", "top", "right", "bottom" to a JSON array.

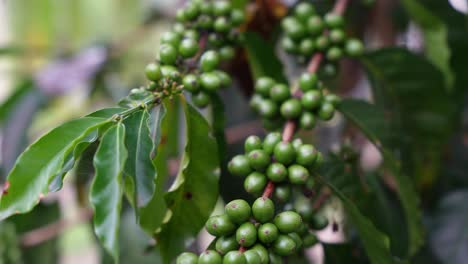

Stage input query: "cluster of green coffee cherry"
[
  {"left": 250, "top": 74, "right": 340, "bottom": 130},
  {"left": 144, "top": 0, "right": 245, "bottom": 108},
  {"left": 280, "top": 2, "right": 364, "bottom": 73}
]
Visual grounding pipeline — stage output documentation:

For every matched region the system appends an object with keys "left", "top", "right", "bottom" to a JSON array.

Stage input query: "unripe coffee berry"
[
  {"left": 280, "top": 98, "right": 302, "bottom": 119},
  {"left": 225, "top": 199, "right": 251, "bottom": 224},
  {"left": 236, "top": 222, "right": 257, "bottom": 247},
  {"left": 159, "top": 44, "right": 178, "bottom": 65},
  {"left": 273, "top": 142, "right": 296, "bottom": 165},
  {"left": 294, "top": 2, "right": 315, "bottom": 22},
  {"left": 299, "top": 38, "right": 315, "bottom": 56},
  {"left": 228, "top": 155, "right": 251, "bottom": 177},
  {"left": 266, "top": 163, "right": 287, "bottom": 182},
  {"left": 299, "top": 112, "right": 316, "bottom": 130},
  {"left": 244, "top": 250, "right": 261, "bottom": 264},
  {"left": 299, "top": 73, "right": 318, "bottom": 91},
  {"left": 223, "top": 251, "right": 246, "bottom": 264},
  {"left": 258, "top": 99, "right": 278, "bottom": 118},
  {"left": 252, "top": 197, "right": 275, "bottom": 223},
  {"left": 345, "top": 38, "right": 364, "bottom": 57},
  {"left": 251, "top": 244, "right": 268, "bottom": 264},
  {"left": 244, "top": 172, "right": 267, "bottom": 194},
  {"left": 248, "top": 149, "right": 270, "bottom": 171},
  {"left": 296, "top": 144, "right": 317, "bottom": 166},
  {"left": 273, "top": 184, "right": 292, "bottom": 203},
  {"left": 172, "top": 23, "right": 185, "bottom": 35},
  {"left": 326, "top": 46, "right": 343, "bottom": 61},
  {"left": 288, "top": 164, "right": 310, "bottom": 184},
  {"left": 301, "top": 90, "right": 322, "bottom": 109},
  {"left": 255, "top": 77, "right": 275, "bottom": 97},
  {"left": 198, "top": 250, "right": 222, "bottom": 264},
  {"left": 213, "top": 0, "right": 231, "bottom": 16},
  {"left": 324, "top": 13, "right": 344, "bottom": 28},
  {"left": 274, "top": 211, "right": 302, "bottom": 233},
  {"left": 258, "top": 223, "right": 279, "bottom": 244},
  {"left": 200, "top": 72, "right": 222, "bottom": 91},
  {"left": 219, "top": 46, "right": 235, "bottom": 60},
  {"left": 177, "top": 252, "right": 198, "bottom": 264},
  {"left": 244, "top": 135, "right": 262, "bottom": 153},
  {"left": 282, "top": 17, "right": 306, "bottom": 40},
  {"left": 183, "top": 74, "right": 199, "bottom": 92},
  {"left": 310, "top": 214, "right": 329, "bottom": 230},
  {"left": 303, "top": 233, "right": 318, "bottom": 247},
  {"left": 214, "top": 17, "right": 231, "bottom": 33},
  {"left": 292, "top": 138, "right": 303, "bottom": 151},
  {"left": 294, "top": 196, "right": 314, "bottom": 221},
  {"left": 206, "top": 214, "right": 236, "bottom": 237},
  {"left": 179, "top": 38, "right": 199, "bottom": 58},
  {"left": 201, "top": 50, "right": 220, "bottom": 72},
  {"left": 270, "top": 84, "right": 291, "bottom": 103},
  {"left": 145, "top": 63, "right": 162, "bottom": 81},
  {"left": 183, "top": 3, "right": 199, "bottom": 20},
  {"left": 318, "top": 102, "right": 335, "bottom": 120},
  {"left": 329, "top": 29, "right": 346, "bottom": 44},
  {"left": 281, "top": 37, "right": 298, "bottom": 54},
  {"left": 215, "top": 236, "right": 238, "bottom": 255},
  {"left": 307, "top": 16, "right": 324, "bottom": 35},
  {"left": 161, "top": 31, "right": 182, "bottom": 47},
  {"left": 214, "top": 70, "right": 231, "bottom": 87},
  {"left": 315, "top": 35, "right": 330, "bottom": 51},
  {"left": 272, "top": 235, "right": 297, "bottom": 256},
  {"left": 231, "top": 9, "right": 245, "bottom": 26},
  {"left": 324, "top": 94, "right": 341, "bottom": 106},
  {"left": 288, "top": 233, "right": 303, "bottom": 250},
  {"left": 263, "top": 132, "right": 281, "bottom": 154},
  {"left": 183, "top": 29, "right": 199, "bottom": 40},
  {"left": 192, "top": 91, "right": 210, "bottom": 108}
]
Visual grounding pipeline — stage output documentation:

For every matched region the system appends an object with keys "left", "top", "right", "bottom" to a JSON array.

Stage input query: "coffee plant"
[{"left": 1, "top": 0, "right": 468, "bottom": 263}]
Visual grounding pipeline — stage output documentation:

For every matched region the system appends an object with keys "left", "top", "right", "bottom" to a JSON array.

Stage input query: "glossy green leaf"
[
  {"left": 90, "top": 123, "right": 127, "bottom": 262},
  {"left": 0, "top": 117, "right": 111, "bottom": 220},
  {"left": 210, "top": 94, "right": 227, "bottom": 171},
  {"left": 401, "top": 0, "right": 453, "bottom": 88},
  {"left": 139, "top": 105, "right": 168, "bottom": 233},
  {"left": 156, "top": 99, "right": 219, "bottom": 262},
  {"left": 123, "top": 110, "right": 156, "bottom": 209},
  {"left": 243, "top": 31, "right": 287, "bottom": 82},
  {"left": 320, "top": 176, "right": 396, "bottom": 264},
  {"left": 338, "top": 98, "right": 424, "bottom": 257}
]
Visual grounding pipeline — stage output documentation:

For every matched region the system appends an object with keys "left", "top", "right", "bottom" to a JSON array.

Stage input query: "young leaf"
[
  {"left": 123, "top": 110, "right": 156, "bottom": 209},
  {"left": 0, "top": 117, "right": 111, "bottom": 220},
  {"left": 90, "top": 123, "right": 127, "bottom": 262},
  {"left": 156, "top": 99, "right": 220, "bottom": 262}
]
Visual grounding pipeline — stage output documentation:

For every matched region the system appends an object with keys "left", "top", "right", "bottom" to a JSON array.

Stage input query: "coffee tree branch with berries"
[{"left": 2, "top": 0, "right": 467, "bottom": 263}]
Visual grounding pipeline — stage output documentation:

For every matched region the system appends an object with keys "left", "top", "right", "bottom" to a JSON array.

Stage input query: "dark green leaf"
[
  {"left": 324, "top": 243, "right": 366, "bottom": 264},
  {"left": 210, "top": 94, "right": 227, "bottom": 172},
  {"left": 0, "top": 80, "right": 33, "bottom": 124},
  {"left": 123, "top": 110, "right": 156, "bottom": 209},
  {"left": 243, "top": 31, "right": 287, "bottom": 82},
  {"left": 90, "top": 123, "right": 127, "bottom": 262},
  {"left": 429, "top": 190, "right": 468, "bottom": 264},
  {"left": 156, "top": 99, "right": 219, "bottom": 262},
  {"left": 0, "top": 117, "right": 111, "bottom": 220}
]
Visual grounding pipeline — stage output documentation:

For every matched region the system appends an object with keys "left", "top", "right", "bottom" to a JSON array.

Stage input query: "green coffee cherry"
[
  {"left": 145, "top": 63, "right": 162, "bottom": 81},
  {"left": 228, "top": 155, "right": 251, "bottom": 177},
  {"left": 172, "top": 23, "right": 186, "bottom": 35},
  {"left": 179, "top": 38, "right": 199, "bottom": 58},
  {"left": 270, "top": 84, "right": 291, "bottom": 103},
  {"left": 299, "top": 38, "right": 315, "bottom": 56},
  {"left": 199, "top": 250, "right": 222, "bottom": 264},
  {"left": 219, "top": 46, "right": 235, "bottom": 60},
  {"left": 206, "top": 214, "right": 236, "bottom": 237},
  {"left": 282, "top": 17, "right": 306, "bottom": 40},
  {"left": 274, "top": 211, "right": 302, "bottom": 233},
  {"left": 292, "top": 138, "right": 303, "bottom": 151},
  {"left": 200, "top": 72, "right": 222, "bottom": 91},
  {"left": 251, "top": 244, "right": 269, "bottom": 264},
  {"left": 177, "top": 252, "right": 198, "bottom": 264},
  {"left": 273, "top": 184, "right": 291, "bottom": 203},
  {"left": 248, "top": 149, "right": 270, "bottom": 171},
  {"left": 299, "top": 112, "right": 316, "bottom": 130},
  {"left": 183, "top": 29, "right": 199, "bottom": 40},
  {"left": 273, "top": 142, "right": 296, "bottom": 165},
  {"left": 326, "top": 46, "right": 343, "bottom": 61},
  {"left": 294, "top": 196, "right": 314, "bottom": 221},
  {"left": 231, "top": 9, "right": 245, "bottom": 26},
  {"left": 176, "top": 9, "right": 187, "bottom": 22},
  {"left": 236, "top": 222, "right": 257, "bottom": 247},
  {"left": 223, "top": 251, "right": 246, "bottom": 264},
  {"left": 213, "top": 0, "right": 232, "bottom": 16},
  {"left": 303, "top": 233, "right": 319, "bottom": 247},
  {"left": 266, "top": 163, "right": 287, "bottom": 182},
  {"left": 301, "top": 90, "right": 322, "bottom": 109},
  {"left": 288, "top": 233, "right": 303, "bottom": 250},
  {"left": 329, "top": 29, "right": 346, "bottom": 44},
  {"left": 214, "top": 17, "right": 231, "bottom": 33},
  {"left": 215, "top": 236, "right": 238, "bottom": 255},
  {"left": 258, "top": 99, "right": 278, "bottom": 118},
  {"left": 324, "top": 13, "right": 344, "bottom": 28},
  {"left": 249, "top": 94, "right": 264, "bottom": 111},
  {"left": 318, "top": 102, "right": 335, "bottom": 120},
  {"left": 273, "top": 235, "right": 297, "bottom": 256},
  {"left": 324, "top": 94, "right": 341, "bottom": 106},
  {"left": 244, "top": 172, "right": 267, "bottom": 194},
  {"left": 183, "top": 3, "right": 200, "bottom": 20},
  {"left": 160, "top": 65, "right": 179, "bottom": 78},
  {"left": 252, "top": 197, "right": 275, "bottom": 223},
  {"left": 280, "top": 99, "right": 302, "bottom": 119},
  {"left": 159, "top": 44, "right": 178, "bottom": 65},
  {"left": 314, "top": 152, "right": 324, "bottom": 167},
  {"left": 288, "top": 164, "right": 310, "bottom": 184},
  {"left": 263, "top": 132, "right": 282, "bottom": 154},
  {"left": 193, "top": 91, "right": 210, "bottom": 108},
  {"left": 281, "top": 37, "right": 298, "bottom": 53},
  {"left": 306, "top": 16, "right": 324, "bottom": 35},
  {"left": 255, "top": 77, "right": 275, "bottom": 97},
  {"left": 244, "top": 250, "right": 261, "bottom": 264},
  {"left": 198, "top": 15, "right": 214, "bottom": 29},
  {"left": 315, "top": 35, "right": 330, "bottom": 51},
  {"left": 161, "top": 31, "right": 182, "bottom": 47},
  {"left": 183, "top": 74, "right": 199, "bottom": 92},
  {"left": 245, "top": 135, "right": 262, "bottom": 153},
  {"left": 299, "top": 73, "right": 318, "bottom": 91},
  {"left": 258, "top": 223, "right": 279, "bottom": 244},
  {"left": 201, "top": 50, "right": 220, "bottom": 72},
  {"left": 296, "top": 144, "right": 317, "bottom": 166},
  {"left": 321, "top": 63, "right": 337, "bottom": 77},
  {"left": 310, "top": 214, "right": 329, "bottom": 230},
  {"left": 345, "top": 38, "right": 364, "bottom": 57},
  {"left": 214, "top": 70, "right": 231, "bottom": 87},
  {"left": 226, "top": 199, "right": 251, "bottom": 224},
  {"left": 294, "top": 2, "right": 315, "bottom": 22}
]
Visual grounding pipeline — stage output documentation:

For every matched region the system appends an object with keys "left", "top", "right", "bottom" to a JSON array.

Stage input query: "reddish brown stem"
[
  {"left": 262, "top": 181, "right": 275, "bottom": 199},
  {"left": 306, "top": 53, "right": 324, "bottom": 75},
  {"left": 333, "top": 0, "right": 350, "bottom": 16},
  {"left": 239, "top": 246, "right": 247, "bottom": 253}
]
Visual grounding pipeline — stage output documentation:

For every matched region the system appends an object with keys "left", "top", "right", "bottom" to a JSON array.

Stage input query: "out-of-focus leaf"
[
  {"left": 210, "top": 94, "right": 227, "bottom": 173},
  {"left": 243, "top": 31, "right": 287, "bottom": 82},
  {"left": 429, "top": 190, "right": 468, "bottom": 264},
  {"left": 0, "top": 117, "right": 111, "bottom": 220},
  {"left": 338, "top": 98, "right": 424, "bottom": 257},
  {"left": 0, "top": 46, "right": 23, "bottom": 57},
  {"left": 401, "top": 0, "right": 453, "bottom": 88},
  {"left": 156, "top": 99, "right": 219, "bottom": 262},
  {"left": 324, "top": 243, "right": 366, "bottom": 264},
  {"left": 0, "top": 81, "right": 33, "bottom": 124},
  {"left": 321, "top": 176, "right": 396, "bottom": 264},
  {"left": 139, "top": 105, "right": 168, "bottom": 234},
  {"left": 0, "top": 221, "right": 23, "bottom": 264},
  {"left": 90, "top": 123, "right": 127, "bottom": 262},
  {"left": 122, "top": 110, "right": 156, "bottom": 210}
]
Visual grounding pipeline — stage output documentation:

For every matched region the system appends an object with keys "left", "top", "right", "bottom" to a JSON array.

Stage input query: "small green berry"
[
  {"left": 214, "top": 70, "right": 232, "bottom": 87},
  {"left": 324, "top": 13, "right": 344, "bottom": 28},
  {"left": 179, "top": 38, "right": 199, "bottom": 58},
  {"left": 318, "top": 102, "right": 335, "bottom": 120},
  {"left": 280, "top": 99, "right": 302, "bottom": 119},
  {"left": 321, "top": 63, "right": 337, "bottom": 77},
  {"left": 249, "top": 94, "right": 264, "bottom": 111},
  {"left": 273, "top": 184, "right": 291, "bottom": 203},
  {"left": 255, "top": 77, "right": 275, "bottom": 97},
  {"left": 288, "top": 233, "right": 303, "bottom": 250},
  {"left": 345, "top": 38, "right": 364, "bottom": 57},
  {"left": 299, "top": 112, "right": 316, "bottom": 130},
  {"left": 274, "top": 211, "right": 302, "bottom": 233},
  {"left": 329, "top": 29, "right": 346, "bottom": 44},
  {"left": 258, "top": 223, "right": 279, "bottom": 244},
  {"left": 200, "top": 72, "right": 222, "bottom": 91},
  {"left": 160, "top": 31, "right": 181, "bottom": 47},
  {"left": 270, "top": 84, "right": 291, "bottom": 103},
  {"left": 326, "top": 46, "right": 343, "bottom": 61},
  {"left": 294, "top": 2, "right": 315, "bottom": 22},
  {"left": 213, "top": 0, "right": 232, "bottom": 16},
  {"left": 236, "top": 222, "right": 257, "bottom": 247},
  {"left": 315, "top": 35, "right": 329, "bottom": 51},
  {"left": 225, "top": 199, "right": 251, "bottom": 224},
  {"left": 306, "top": 15, "right": 324, "bottom": 35},
  {"left": 219, "top": 46, "right": 235, "bottom": 60},
  {"left": 192, "top": 91, "right": 210, "bottom": 108},
  {"left": 303, "top": 233, "right": 319, "bottom": 247},
  {"left": 244, "top": 172, "right": 267, "bottom": 194},
  {"left": 294, "top": 196, "right": 314, "bottom": 221},
  {"left": 288, "top": 164, "right": 310, "bottom": 184},
  {"left": 258, "top": 99, "right": 278, "bottom": 118},
  {"left": 160, "top": 65, "right": 179, "bottom": 78},
  {"left": 263, "top": 132, "right": 282, "bottom": 154},
  {"left": 197, "top": 15, "right": 213, "bottom": 29},
  {"left": 177, "top": 252, "right": 198, "bottom": 264},
  {"left": 292, "top": 138, "right": 303, "bottom": 151},
  {"left": 310, "top": 214, "right": 329, "bottom": 230},
  {"left": 199, "top": 2, "right": 213, "bottom": 14},
  {"left": 223, "top": 251, "right": 246, "bottom": 264},
  {"left": 252, "top": 197, "right": 275, "bottom": 223},
  {"left": 231, "top": 9, "right": 245, "bottom": 26},
  {"left": 281, "top": 37, "right": 298, "bottom": 54},
  {"left": 176, "top": 9, "right": 187, "bottom": 22},
  {"left": 183, "top": 3, "right": 200, "bottom": 20},
  {"left": 282, "top": 17, "right": 306, "bottom": 40},
  {"left": 299, "top": 38, "right": 315, "bottom": 56},
  {"left": 214, "top": 16, "right": 231, "bottom": 33},
  {"left": 301, "top": 90, "right": 322, "bottom": 109},
  {"left": 248, "top": 149, "right": 270, "bottom": 171},
  {"left": 299, "top": 73, "right": 318, "bottom": 91},
  {"left": 201, "top": 50, "right": 220, "bottom": 72},
  {"left": 183, "top": 74, "right": 199, "bottom": 93},
  {"left": 228, "top": 155, "right": 252, "bottom": 177},
  {"left": 199, "top": 250, "right": 222, "bottom": 264},
  {"left": 324, "top": 94, "right": 341, "bottom": 106},
  {"left": 244, "top": 250, "right": 261, "bottom": 264},
  {"left": 159, "top": 44, "right": 178, "bottom": 65},
  {"left": 145, "top": 63, "right": 162, "bottom": 81},
  {"left": 251, "top": 244, "right": 268, "bottom": 264},
  {"left": 172, "top": 23, "right": 186, "bottom": 35},
  {"left": 245, "top": 135, "right": 262, "bottom": 153},
  {"left": 273, "top": 142, "right": 296, "bottom": 165},
  {"left": 296, "top": 144, "right": 317, "bottom": 167},
  {"left": 184, "top": 29, "right": 200, "bottom": 40},
  {"left": 266, "top": 163, "right": 288, "bottom": 182},
  {"left": 206, "top": 214, "right": 236, "bottom": 237},
  {"left": 272, "top": 235, "right": 297, "bottom": 256},
  {"left": 215, "top": 236, "right": 238, "bottom": 255}
]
